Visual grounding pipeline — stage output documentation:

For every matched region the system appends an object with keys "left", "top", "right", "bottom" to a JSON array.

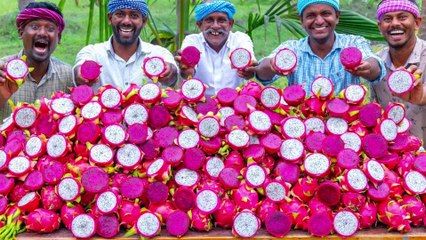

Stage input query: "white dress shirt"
[
  {"left": 74, "top": 37, "right": 177, "bottom": 92},
  {"left": 181, "top": 31, "right": 256, "bottom": 96}
]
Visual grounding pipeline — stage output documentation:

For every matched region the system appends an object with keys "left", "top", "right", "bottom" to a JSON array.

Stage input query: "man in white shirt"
[
  {"left": 175, "top": 0, "right": 256, "bottom": 96},
  {"left": 73, "top": 0, "right": 178, "bottom": 91}
]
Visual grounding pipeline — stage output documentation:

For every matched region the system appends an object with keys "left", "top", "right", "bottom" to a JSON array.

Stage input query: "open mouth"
[
  {"left": 389, "top": 29, "right": 404, "bottom": 36},
  {"left": 119, "top": 26, "right": 134, "bottom": 36},
  {"left": 33, "top": 39, "right": 49, "bottom": 53}
]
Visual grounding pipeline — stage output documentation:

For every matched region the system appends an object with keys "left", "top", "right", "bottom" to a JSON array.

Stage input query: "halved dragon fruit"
[
  {"left": 264, "top": 180, "right": 288, "bottom": 202},
  {"left": 178, "top": 129, "right": 200, "bottom": 149},
  {"left": 5, "top": 57, "right": 29, "bottom": 82},
  {"left": 181, "top": 46, "right": 201, "bottom": 68},
  {"left": 326, "top": 117, "right": 348, "bottom": 135},
  {"left": 279, "top": 139, "right": 304, "bottom": 162},
  {"left": 8, "top": 155, "right": 30, "bottom": 177},
  {"left": 363, "top": 159, "right": 385, "bottom": 184},
  {"left": 12, "top": 104, "right": 38, "bottom": 129},
  {"left": 80, "top": 60, "right": 101, "bottom": 81},
  {"left": 146, "top": 159, "right": 171, "bottom": 181},
  {"left": 89, "top": 144, "right": 114, "bottom": 166},
  {"left": 123, "top": 103, "right": 149, "bottom": 125},
  {"left": 96, "top": 190, "right": 119, "bottom": 214},
  {"left": 166, "top": 210, "right": 190, "bottom": 237},
  {"left": 340, "top": 47, "right": 362, "bottom": 69},
  {"left": 116, "top": 144, "right": 142, "bottom": 170},
  {"left": 50, "top": 96, "right": 75, "bottom": 117},
  {"left": 376, "top": 118, "right": 397, "bottom": 141},
  {"left": 333, "top": 210, "right": 360, "bottom": 237},
  {"left": 181, "top": 78, "right": 206, "bottom": 102},
  {"left": 217, "top": 88, "right": 238, "bottom": 106},
  {"left": 46, "top": 134, "right": 70, "bottom": 159},
  {"left": 232, "top": 210, "right": 260, "bottom": 238},
  {"left": 0, "top": 150, "right": 8, "bottom": 172},
  {"left": 226, "top": 129, "right": 250, "bottom": 150},
  {"left": 204, "top": 157, "right": 225, "bottom": 180},
  {"left": 397, "top": 117, "right": 412, "bottom": 133},
  {"left": 244, "top": 164, "right": 266, "bottom": 188},
  {"left": 99, "top": 85, "right": 122, "bottom": 109},
  {"left": 218, "top": 106, "right": 235, "bottom": 126},
  {"left": 384, "top": 103, "right": 405, "bottom": 124},
  {"left": 340, "top": 132, "right": 362, "bottom": 153},
  {"left": 136, "top": 211, "right": 161, "bottom": 238},
  {"left": 80, "top": 101, "right": 102, "bottom": 121},
  {"left": 102, "top": 124, "right": 127, "bottom": 147},
  {"left": 344, "top": 84, "right": 366, "bottom": 104},
  {"left": 196, "top": 189, "right": 220, "bottom": 214},
  {"left": 17, "top": 191, "right": 40, "bottom": 212},
  {"left": 260, "top": 86, "right": 281, "bottom": 109},
  {"left": 57, "top": 177, "right": 80, "bottom": 201},
  {"left": 273, "top": 48, "right": 297, "bottom": 74},
  {"left": 71, "top": 214, "right": 96, "bottom": 239},
  {"left": 403, "top": 170, "right": 426, "bottom": 194},
  {"left": 265, "top": 211, "right": 292, "bottom": 238},
  {"left": 143, "top": 56, "right": 166, "bottom": 79},
  {"left": 311, "top": 76, "right": 334, "bottom": 99},
  {"left": 342, "top": 168, "right": 368, "bottom": 192},
  {"left": 304, "top": 117, "right": 325, "bottom": 133},
  {"left": 387, "top": 69, "right": 415, "bottom": 95},
  {"left": 336, "top": 149, "right": 359, "bottom": 169},
  {"left": 230, "top": 48, "right": 252, "bottom": 69},
  {"left": 25, "top": 135, "right": 46, "bottom": 159},
  {"left": 175, "top": 168, "right": 200, "bottom": 188},
  {"left": 281, "top": 117, "right": 306, "bottom": 139},
  {"left": 138, "top": 82, "right": 162, "bottom": 104},
  {"left": 303, "top": 153, "right": 330, "bottom": 178},
  {"left": 198, "top": 116, "right": 220, "bottom": 138},
  {"left": 247, "top": 110, "right": 272, "bottom": 134},
  {"left": 58, "top": 115, "right": 78, "bottom": 136}
]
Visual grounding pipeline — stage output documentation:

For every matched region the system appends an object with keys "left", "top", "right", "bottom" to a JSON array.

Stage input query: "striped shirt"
[
  {"left": 0, "top": 52, "right": 73, "bottom": 121},
  {"left": 258, "top": 33, "right": 386, "bottom": 95}
]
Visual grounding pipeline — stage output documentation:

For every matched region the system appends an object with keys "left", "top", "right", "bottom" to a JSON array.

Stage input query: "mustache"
[{"left": 203, "top": 29, "right": 226, "bottom": 35}]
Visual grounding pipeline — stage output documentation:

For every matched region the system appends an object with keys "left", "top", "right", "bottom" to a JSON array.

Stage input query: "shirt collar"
[{"left": 300, "top": 32, "right": 343, "bottom": 55}]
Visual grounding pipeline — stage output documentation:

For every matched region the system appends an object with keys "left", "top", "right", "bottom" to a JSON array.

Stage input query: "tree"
[{"left": 420, "top": 0, "right": 426, "bottom": 40}]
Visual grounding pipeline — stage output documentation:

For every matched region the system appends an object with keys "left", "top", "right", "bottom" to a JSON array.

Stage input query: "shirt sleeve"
[{"left": 352, "top": 36, "right": 386, "bottom": 83}]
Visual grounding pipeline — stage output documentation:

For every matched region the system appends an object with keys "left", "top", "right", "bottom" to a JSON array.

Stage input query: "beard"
[{"left": 112, "top": 25, "right": 142, "bottom": 46}]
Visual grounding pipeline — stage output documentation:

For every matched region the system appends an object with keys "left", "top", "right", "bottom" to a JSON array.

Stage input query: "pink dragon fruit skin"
[
  {"left": 213, "top": 195, "right": 236, "bottom": 228},
  {"left": 280, "top": 198, "right": 309, "bottom": 230},
  {"left": 291, "top": 177, "right": 319, "bottom": 203},
  {"left": 358, "top": 202, "right": 377, "bottom": 229},
  {"left": 190, "top": 208, "right": 212, "bottom": 231},
  {"left": 257, "top": 199, "right": 279, "bottom": 223},
  {"left": 232, "top": 184, "right": 259, "bottom": 212},
  {"left": 25, "top": 208, "right": 60, "bottom": 233},
  {"left": 60, "top": 203, "right": 85, "bottom": 229},
  {"left": 400, "top": 195, "right": 426, "bottom": 226},
  {"left": 377, "top": 199, "right": 411, "bottom": 232}
]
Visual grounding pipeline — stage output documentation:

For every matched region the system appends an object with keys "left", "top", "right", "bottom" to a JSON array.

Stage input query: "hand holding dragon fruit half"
[
  {"left": 0, "top": 77, "right": 425, "bottom": 239},
  {"left": 4, "top": 56, "right": 31, "bottom": 87}
]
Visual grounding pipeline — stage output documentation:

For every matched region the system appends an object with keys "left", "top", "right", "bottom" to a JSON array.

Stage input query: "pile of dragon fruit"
[{"left": 0, "top": 77, "right": 425, "bottom": 239}]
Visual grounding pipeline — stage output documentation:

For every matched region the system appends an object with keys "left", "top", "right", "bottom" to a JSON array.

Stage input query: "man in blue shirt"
[{"left": 253, "top": 0, "right": 385, "bottom": 95}]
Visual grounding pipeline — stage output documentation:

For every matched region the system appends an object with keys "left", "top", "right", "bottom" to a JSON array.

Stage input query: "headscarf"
[
  {"left": 16, "top": 8, "right": 65, "bottom": 40},
  {"left": 195, "top": 1, "right": 236, "bottom": 21},
  {"left": 377, "top": 0, "right": 419, "bottom": 21},
  {"left": 297, "top": 0, "right": 339, "bottom": 15},
  {"left": 108, "top": 0, "right": 149, "bottom": 17}
]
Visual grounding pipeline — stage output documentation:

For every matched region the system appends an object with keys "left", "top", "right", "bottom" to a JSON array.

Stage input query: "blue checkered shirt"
[{"left": 258, "top": 33, "right": 386, "bottom": 95}]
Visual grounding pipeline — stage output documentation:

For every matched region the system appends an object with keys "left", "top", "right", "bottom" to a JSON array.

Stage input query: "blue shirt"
[{"left": 258, "top": 33, "right": 386, "bottom": 95}]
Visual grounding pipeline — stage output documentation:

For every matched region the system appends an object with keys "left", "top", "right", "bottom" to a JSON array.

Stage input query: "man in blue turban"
[
  {"left": 253, "top": 0, "right": 385, "bottom": 96},
  {"left": 175, "top": 0, "right": 257, "bottom": 96},
  {"left": 74, "top": 0, "right": 178, "bottom": 91}
]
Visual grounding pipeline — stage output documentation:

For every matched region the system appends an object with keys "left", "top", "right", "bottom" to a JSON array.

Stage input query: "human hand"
[
  {"left": 74, "top": 65, "right": 99, "bottom": 86},
  {"left": 175, "top": 50, "right": 195, "bottom": 79},
  {"left": 238, "top": 61, "right": 258, "bottom": 79}
]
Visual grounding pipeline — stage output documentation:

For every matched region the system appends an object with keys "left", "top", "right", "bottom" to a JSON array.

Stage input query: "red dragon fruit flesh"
[
  {"left": 340, "top": 47, "right": 362, "bottom": 69},
  {"left": 181, "top": 46, "right": 201, "bottom": 68},
  {"left": 80, "top": 60, "right": 101, "bottom": 81}
]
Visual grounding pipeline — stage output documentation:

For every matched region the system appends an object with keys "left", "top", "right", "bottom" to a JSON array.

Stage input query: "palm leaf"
[{"left": 336, "top": 10, "right": 384, "bottom": 42}]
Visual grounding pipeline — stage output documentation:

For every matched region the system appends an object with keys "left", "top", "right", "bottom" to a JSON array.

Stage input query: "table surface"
[{"left": 17, "top": 226, "right": 426, "bottom": 239}]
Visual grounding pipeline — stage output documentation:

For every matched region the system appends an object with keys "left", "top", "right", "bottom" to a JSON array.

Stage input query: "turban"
[
  {"left": 297, "top": 0, "right": 339, "bottom": 15},
  {"left": 108, "top": 0, "right": 149, "bottom": 17},
  {"left": 195, "top": 1, "right": 236, "bottom": 22},
  {"left": 377, "top": 0, "right": 419, "bottom": 20},
  {"left": 16, "top": 8, "right": 65, "bottom": 40}
]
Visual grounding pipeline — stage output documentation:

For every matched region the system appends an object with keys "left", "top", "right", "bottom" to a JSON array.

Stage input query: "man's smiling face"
[
  {"left": 109, "top": 9, "right": 146, "bottom": 47},
  {"left": 378, "top": 11, "right": 421, "bottom": 49},
  {"left": 197, "top": 12, "right": 234, "bottom": 52},
  {"left": 19, "top": 19, "right": 59, "bottom": 63},
  {"left": 300, "top": 4, "right": 339, "bottom": 45}
]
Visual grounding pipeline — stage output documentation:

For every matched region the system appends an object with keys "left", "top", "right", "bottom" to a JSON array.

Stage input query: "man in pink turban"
[
  {"left": 0, "top": 1, "right": 73, "bottom": 121},
  {"left": 372, "top": 0, "right": 426, "bottom": 147}
]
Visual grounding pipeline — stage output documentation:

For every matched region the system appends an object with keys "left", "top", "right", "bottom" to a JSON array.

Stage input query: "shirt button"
[{"left": 125, "top": 82, "right": 129, "bottom": 85}]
